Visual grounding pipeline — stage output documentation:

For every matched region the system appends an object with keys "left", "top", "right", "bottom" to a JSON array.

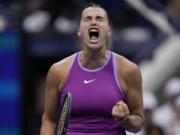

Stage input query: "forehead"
[{"left": 81, "top": 7, "right": 107, "bottom": 18}]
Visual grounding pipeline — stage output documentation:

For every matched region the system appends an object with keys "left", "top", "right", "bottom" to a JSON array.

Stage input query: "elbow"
[
  {"left": 127, "top": 115, "right": 145, "bottom": 133},
  {"left": 134, "top": 115, "right": 145, "bottom": 132},
  {"left": 40, "top": 113, "right": 56, "bottom": 135}
]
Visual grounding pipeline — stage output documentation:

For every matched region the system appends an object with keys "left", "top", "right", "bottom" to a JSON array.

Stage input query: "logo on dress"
[{"left": 84, "top": 79, "right": 96, "bottom": 84}]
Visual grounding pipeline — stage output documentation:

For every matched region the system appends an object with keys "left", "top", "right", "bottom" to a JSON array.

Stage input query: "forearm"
[{"left": 120, "top": 114, "right": 144, "bottom": 133}]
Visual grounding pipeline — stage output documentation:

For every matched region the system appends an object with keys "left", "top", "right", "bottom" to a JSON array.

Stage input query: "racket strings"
[
  {"left": 55, "top": 92, "right": 71, "bottom": 135},
  {"left": 57, "top": 99, "right": 68, "bottom": 134}
]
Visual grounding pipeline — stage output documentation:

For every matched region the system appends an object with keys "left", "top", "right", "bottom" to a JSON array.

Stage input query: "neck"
[{"left": 80, "top": 48, "right": 109, "bottom": 69}]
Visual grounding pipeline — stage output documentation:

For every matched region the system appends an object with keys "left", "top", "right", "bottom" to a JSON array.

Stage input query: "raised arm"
[
  {"left": 112, "top": 60, "right": 144, "bottom": 133},
  {"left": 40, "top": 64, "right": 60, "bottom": 135},
  {"left": 122, "top": 63, "right": 144, "bottom": 132}
]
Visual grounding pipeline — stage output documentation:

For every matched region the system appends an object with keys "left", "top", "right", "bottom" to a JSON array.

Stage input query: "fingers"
[
  {"left": 112, "top": 101, "right": 129, "bottom": 121},
  {"left": 116, "top": 101, "right": 129, "bottom": 114}
]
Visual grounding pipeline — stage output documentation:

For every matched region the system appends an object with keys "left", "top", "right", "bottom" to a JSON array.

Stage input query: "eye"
[
  {"left": 96, "top": 16, "right": 104, "bottom": 21},
  {"left": 84, "top": 16, "right": 91, "bottom": 22}
]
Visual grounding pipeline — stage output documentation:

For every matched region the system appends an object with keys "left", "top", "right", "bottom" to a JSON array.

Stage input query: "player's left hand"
[{"left": 112, "top": 101, "right": 129, "bottom": 121}]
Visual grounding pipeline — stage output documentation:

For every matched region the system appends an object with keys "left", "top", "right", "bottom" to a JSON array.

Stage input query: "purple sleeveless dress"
[{"left": 60, "top": 51, "right": 126, "bottom": 135}]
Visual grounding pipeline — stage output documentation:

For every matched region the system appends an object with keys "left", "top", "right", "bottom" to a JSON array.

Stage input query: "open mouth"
[{"left": 88, "top": 28, "right": 99, "bottom": 43}]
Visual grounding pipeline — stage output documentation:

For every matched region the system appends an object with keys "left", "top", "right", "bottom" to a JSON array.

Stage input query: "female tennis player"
[{"left": 40, "top": 3, "right": 144, "bottom": 135}]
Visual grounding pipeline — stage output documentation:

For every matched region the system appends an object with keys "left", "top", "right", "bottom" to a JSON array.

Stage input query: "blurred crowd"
[
  {"left": 126, "top": 77, "right": 180, "bottom": 135},
  {"left": 0, "top": 0, "right": 180, "bottom": 135},
  {"left": 1, "top": 0, "right": 179, "bottom": 63}
]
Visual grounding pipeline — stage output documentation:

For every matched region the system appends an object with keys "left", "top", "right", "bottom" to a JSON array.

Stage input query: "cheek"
[
  {"left": 101, "top": 28, "right": 111, "bottom": 37},
  {"left": 101, "top": 24, "right": 111, "bottom": 34},
  {"left": 80, "top": 26, "right": 88, "bottom": 34}
]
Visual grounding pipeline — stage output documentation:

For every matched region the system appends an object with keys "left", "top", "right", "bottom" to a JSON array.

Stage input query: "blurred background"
[{"left": 0, "top": 0, "right": 180, "bottom": 135}]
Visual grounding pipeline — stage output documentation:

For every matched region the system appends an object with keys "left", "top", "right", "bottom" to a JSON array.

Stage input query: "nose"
[{"left": 91, "top": 18, "right": 97, "bottom": 26}]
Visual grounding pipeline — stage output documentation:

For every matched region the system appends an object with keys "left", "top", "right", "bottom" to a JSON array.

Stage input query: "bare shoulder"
[
  {"left": 47, "top": 53, "right": 76, "bottom": 89},
  {"left": 51, "top": 53, "right": 76, "bottom": 72},
  {"left": 113, "top": 53, "right": 142, "bottom": 83}
]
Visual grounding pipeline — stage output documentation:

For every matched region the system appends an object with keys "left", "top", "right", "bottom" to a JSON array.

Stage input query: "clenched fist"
[{"left": 112, "top": 101, "right": 129, "bottom": 122}]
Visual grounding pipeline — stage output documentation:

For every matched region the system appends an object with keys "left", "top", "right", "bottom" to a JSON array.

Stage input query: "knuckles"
[{"left": 112, "top": 101, "right": 129, "bottom": 121}]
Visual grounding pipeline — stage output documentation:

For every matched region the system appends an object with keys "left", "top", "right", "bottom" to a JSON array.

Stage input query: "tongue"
[{"left": 90, "top": 36, "right": 98, "bottom": 40}]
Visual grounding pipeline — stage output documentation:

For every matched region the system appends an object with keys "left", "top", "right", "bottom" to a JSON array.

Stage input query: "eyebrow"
[
  {"left": 83, "top": 16, "right": 91, "bottom": 18},
  {"left": 83, "top": 15, "right": 104, "bottom": 18},
  {"left": 96, "top": 16, "right": 104, "bottom": 19}
]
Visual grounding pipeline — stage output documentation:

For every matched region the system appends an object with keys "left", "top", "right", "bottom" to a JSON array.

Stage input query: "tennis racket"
[{"left": 54, "top": 92, "right": 72, "bottom": 135}]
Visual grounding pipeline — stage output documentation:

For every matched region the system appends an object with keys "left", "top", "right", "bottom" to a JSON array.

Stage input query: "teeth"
[
  {"left": 90, "top": 29, "right": 98, "bottom": 32},
  {"left": 89, "top": 28, "right": 98, "bottom": 32}
]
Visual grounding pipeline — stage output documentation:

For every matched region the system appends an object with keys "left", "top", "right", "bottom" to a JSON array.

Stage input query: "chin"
[{"left": 87, "top": 43, "right": 103, "bottom": 50}]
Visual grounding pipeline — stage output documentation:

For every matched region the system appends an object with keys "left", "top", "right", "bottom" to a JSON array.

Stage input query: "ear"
[
  {"left": 77, "top": 27, "right": 81, "bottom": 37},
  {"left": 108, "top": 26, "right": 112, "bottom": 36}
]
